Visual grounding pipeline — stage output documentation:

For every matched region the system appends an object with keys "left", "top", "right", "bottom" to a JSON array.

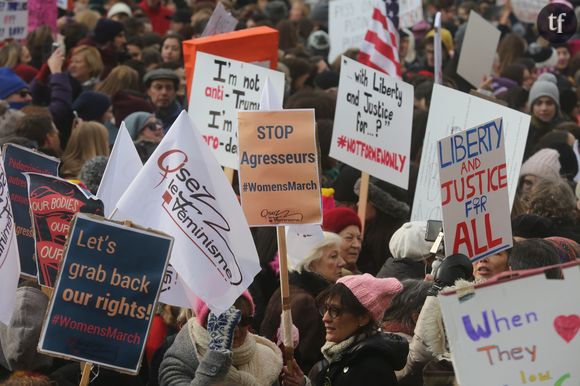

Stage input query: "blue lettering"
[{"left": 462, "top": 311, "right": 492, "bottom": 342}]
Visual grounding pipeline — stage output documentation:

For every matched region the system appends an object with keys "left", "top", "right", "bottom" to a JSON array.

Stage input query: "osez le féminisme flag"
[
  {"left": 0, "top": 150, "right": 20, "bottom": 325},
  {"left": 113, "top": 111, "right": 260, "bottom": 314}
]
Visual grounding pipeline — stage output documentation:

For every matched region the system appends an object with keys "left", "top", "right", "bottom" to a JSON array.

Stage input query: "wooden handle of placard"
[
  {"left": 79, "top": 362, "right": 92, "bottom": 386},
  {"left": 276, "top": 226, "right": 295, "bottom": 366},
  {"left": 224, "top": 167, "right": 234, "bottom": 185},
  {"left": 357, "top": 172, "right": 370, "bottom": 234}
]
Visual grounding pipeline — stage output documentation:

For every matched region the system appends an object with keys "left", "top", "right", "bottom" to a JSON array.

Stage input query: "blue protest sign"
[
  {"left": 2, "top": 144, "right": 60, "bottom": 277},
  {"left": 38, "top": 214, "right": 173, "bottom": 374}
]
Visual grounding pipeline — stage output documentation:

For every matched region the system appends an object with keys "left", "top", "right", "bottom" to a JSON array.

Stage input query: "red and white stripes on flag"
[{"left": 358, "top": 4, "right": 401, "bottom": 77}]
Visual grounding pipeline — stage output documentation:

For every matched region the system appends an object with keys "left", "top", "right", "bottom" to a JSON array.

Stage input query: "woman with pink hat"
[{"left": 281, "top": 274, "right": 408, "bottom": 386}]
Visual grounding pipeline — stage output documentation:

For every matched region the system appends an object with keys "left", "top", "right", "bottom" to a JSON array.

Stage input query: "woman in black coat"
[{"left": 281, "top": 274, "right": 409, "bottom": 386}]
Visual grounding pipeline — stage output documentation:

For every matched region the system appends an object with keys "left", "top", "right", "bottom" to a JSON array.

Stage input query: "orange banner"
[
  {"left": 183, "top": 26, "right": 279, "bottom": 99},
  {"left": 237, "top": 110, "right": 322, "bottom": 226}
]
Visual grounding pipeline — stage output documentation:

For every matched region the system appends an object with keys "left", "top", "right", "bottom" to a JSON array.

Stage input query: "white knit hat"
[
  {"left": 520, "top": 148, "right": 561, "bottom": 180},
  {"left": 107, "top": 2, "right": 132, "bottom": 18},
  {"left": 389, "top": 221, "right": 431, "bottom": 261}
]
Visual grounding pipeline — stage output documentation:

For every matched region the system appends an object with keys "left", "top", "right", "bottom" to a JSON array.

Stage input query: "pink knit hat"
[
  {"left": 337, "top": 274, "right": 403, "bottom": 322},
  {"left": 194, "top": 291, "right": 255, "bottom": 326}
]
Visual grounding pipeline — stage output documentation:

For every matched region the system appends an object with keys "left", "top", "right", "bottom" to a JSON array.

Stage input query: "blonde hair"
[
  {"left": 294, "top": 232, "right": 341, "bottom": 273},
  {"left": 96, "top": 65, "right": 140, "bottom": 96},
  {"left": 60, "top": 122, "right": 109, "bottom": 178},
  {"left": 74, "top": 9, "right": 101, "bottom": 31},
  {"left": 0, "top": 43, "right": 23, "bottom": 68},
  {"left": 71, "top": 45, "right": 104, "bottom": 80}
]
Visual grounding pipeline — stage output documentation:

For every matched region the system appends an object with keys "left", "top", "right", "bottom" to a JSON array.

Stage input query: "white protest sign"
[
  {"left": 201, "top": 2, "right": 238, "bottom": 37},
  {"left": 438, "top": 118, "right": 512, "bottom": 260},
  {"left": 188, "top": 52, "right": 285, "bottom": 170},
  {"left": 0, "top": 0, "right": 28, "bottom": 40},
  {"left": 329, "top": 0, "right": 423, "bottom": 63},
  {"left": 330, "top": 56, "right": 413, "bottom": 189},
  {"left": 285, "top": 224, "right": 325, "bottom": 269},
  {"left": 512, "top": 0, "right": 548, "bottom": 23},
  {"left": 439, "top": 263, "right": 580, "bottom": 386},
  {"left": 411, "top": 84, "right": 530, "bottom": 222},
  {"left": 457, "top": 11, "right": 501, "bottom": 88}
]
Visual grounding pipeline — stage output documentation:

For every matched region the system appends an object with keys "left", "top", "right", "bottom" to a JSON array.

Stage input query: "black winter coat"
[{"left": 310, "top": 332, "right": 409, "bottom": 386}]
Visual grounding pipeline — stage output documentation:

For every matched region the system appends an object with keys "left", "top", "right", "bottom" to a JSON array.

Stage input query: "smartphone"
[
  {"left": 51, "top": 42, "right": 60, "bottom": 54},
  {"left": 425, "top": 220, "right": 443, "bottom": 242}
]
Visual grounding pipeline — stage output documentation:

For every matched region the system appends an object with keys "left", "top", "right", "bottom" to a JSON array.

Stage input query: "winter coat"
[
  {"left": 157, "top": 100, "right": 182, "bottom": 132},
  {"left": 377, "top": 258, "right": 426, "bottom": 281},
  {"left": 159, "top": 318, "right": 282, "bottom": 386},
  {"left": 308, "top": 332, "right": 409, "bottom": 386},
  {"left": 260, "top": 271, "right": 330, "bottom": 374}
]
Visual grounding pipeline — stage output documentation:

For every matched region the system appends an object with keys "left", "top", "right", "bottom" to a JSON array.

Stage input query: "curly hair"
[{"left": 527, "top": 177, "right": 577, "bottom": 220}]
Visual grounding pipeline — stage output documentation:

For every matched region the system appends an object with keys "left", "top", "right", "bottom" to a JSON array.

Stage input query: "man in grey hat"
[{"left": 144, "top": 68, "right": 182, "bottom": 131}]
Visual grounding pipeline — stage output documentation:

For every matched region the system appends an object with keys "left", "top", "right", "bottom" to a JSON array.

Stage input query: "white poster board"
[
  {"left": 438, "top": 118, "right": 512, "bottom": 260},
  {"left": 330, "top": 56, "right": 413, "bottom": 189},
  {"left": 188, "top": 52, "right": 285, "bottom": 170},
  {"left": 457, "top": 11, "right": 501, "bottom": 88},
  {"left": 440, "top": 263, "right": 580, "bottom": 386},
  {"left": 0, "top": 0, "right": 28, "bottom": 40},
  {"left": 512, "top": 0, "right": 548, "bottom": 23},
  {"left": 328, "top": 0, "right": 423, "bottom": 63},
  {"left": 201, "top": 2, "right": 238, "bottom": 37},
  {"left": 411, "top": 84, "right": 530, "bottom": 222}
]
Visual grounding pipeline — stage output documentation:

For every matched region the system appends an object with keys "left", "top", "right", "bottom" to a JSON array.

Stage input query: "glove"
[
  {"left": 428, "top": 254, "right": 474, "bottom": 296},
  {"left": 207, "top": 306, "right": 241, "bottom": 353}
]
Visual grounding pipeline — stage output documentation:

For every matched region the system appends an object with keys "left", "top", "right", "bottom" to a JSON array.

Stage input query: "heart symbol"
[{"left": 554, "top": 315, "right": 580, "bottom": 343}]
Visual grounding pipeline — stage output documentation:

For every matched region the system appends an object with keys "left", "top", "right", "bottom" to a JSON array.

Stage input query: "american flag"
[{"left": 357, "top": 0, "right": 401, "bottom": 77}]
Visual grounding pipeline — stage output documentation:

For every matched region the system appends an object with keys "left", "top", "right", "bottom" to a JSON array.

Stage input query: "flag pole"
[
  {"left": 357, "top": 172, "right": 370, "bottom": 234},
  {"left": 276, "top": 226, "right": 295, "bottom": 367},
  {"left": 224, "top": 167, "right": 234, "bottom": 185},
  {"left": 434, "top": 12, "right": 443, "bottom": 85}
]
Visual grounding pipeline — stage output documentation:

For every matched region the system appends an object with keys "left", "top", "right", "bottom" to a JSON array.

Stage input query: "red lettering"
[{"left": 453, "top": 221, "right": 473, "bottom": 256}]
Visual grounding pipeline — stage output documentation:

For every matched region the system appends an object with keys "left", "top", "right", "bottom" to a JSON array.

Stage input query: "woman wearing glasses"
[
  {"left": 124, "top": 111, "right": 165, "bottom": 162},
  {"left": 281, "top": 274, "right": 408, "bottom": 386},
  {"left": 159, "top": 291, "right": 283, "bottom": 386}
]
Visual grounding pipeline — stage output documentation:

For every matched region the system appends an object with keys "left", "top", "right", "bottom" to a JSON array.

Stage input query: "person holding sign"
[
  {"left": 281, "top": 274, "right": 408, "bottom": 386},
  {"left": 159, "top": 292, "right": 283, "bottom": 386}
]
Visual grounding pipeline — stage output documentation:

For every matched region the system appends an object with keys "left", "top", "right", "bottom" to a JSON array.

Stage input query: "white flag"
[
  {"left": 114, "top": 111, "right": 260, "bottom": 314},
  {"left": 0, "top": 150, "right": 20, "bottom": 324},
  {"left": 97, "top": 122, "right": 142, "bottom": 217},
  {"left": 259, "top": 77, "right": 283, "bottom": 110}
]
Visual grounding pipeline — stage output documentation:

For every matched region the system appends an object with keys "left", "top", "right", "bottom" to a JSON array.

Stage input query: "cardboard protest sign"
[
  {"left": 411, "top": 84, "right": 530, "bottom": 222},
  {"left": 0, "top": 0, "right": 27, "bottom": 39},
  {"left": 28, "top": 0, "right": 57, "bottom": 34},
  {"left": 114, "top": 112, "right": 260, "bottom": 314},
  {"left": 38, "top": 214, "right": 173, "bottom": 374},
  {"left": 457, "top": 11, "right": 501, "bottom": 88},
  {"left": 238, "top": 109, "right": 321, "bottom": 226},
  {"left": 0, "top": 149, "right": 20, "bottom": 325},
  {"left": 512, "top": 0, "right": 548, "bottom": 23},
  {"left": 188, "top": 52, "right": 285, "bottom": 170},
  {"left": 438, "top": 118, "right": 512, "bottom": 260},
  {"left": 201, "top": 2, "right": 238, "bottom": 37},
  {"left": 439, "top": 262, "right": 580, "bottom": 386},
  {"left": 330, "top": 56, "right": 413, "bottom": 189},
  {"left": 25, "top": 173, "right": 104, "bottom": 288},
  {"left": 183, "top": 26, "right": 278, "bottom": 99},
  {"left": 328, "top": 0, "right": 423, "bottom": 63},
  {"left": 3, "top": 144, "right": 59, "bottom": 278}
]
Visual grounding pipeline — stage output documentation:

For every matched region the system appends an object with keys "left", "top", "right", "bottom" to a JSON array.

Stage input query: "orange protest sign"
[
  {"left": 238, "top": 110, "right": 322, "bottom": 226},
  {"left": 183, "top": 26, "right": 279, "bottom": 99}
]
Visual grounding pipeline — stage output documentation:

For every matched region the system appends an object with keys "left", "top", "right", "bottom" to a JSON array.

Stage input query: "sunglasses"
[
  {"left": 18, "top": 90, "right": 30, "bottom": 98},
  {"left": 238, "top": 315, "right": 254, "bottom": 327},
  {"left": 318, "top": 304, "right": 343, "bottom": 319},
  {"left": 143, "top": 121, "right": 163, "bottom": 132}
]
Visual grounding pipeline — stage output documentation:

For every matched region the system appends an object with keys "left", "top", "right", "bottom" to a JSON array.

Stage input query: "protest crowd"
[{"left": 1, "top": 0, "right": 580, "bottom": 385}]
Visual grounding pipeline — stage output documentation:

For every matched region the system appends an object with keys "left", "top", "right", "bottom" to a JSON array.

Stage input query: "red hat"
[{"left": 322, "top": 207, "right": 361, "bottom": 234}]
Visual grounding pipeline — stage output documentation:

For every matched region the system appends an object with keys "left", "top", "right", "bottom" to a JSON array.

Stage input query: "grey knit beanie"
[
  {"left": 80, "top": 156, "right": 109, "bottom": 195},
  {"left": 528, "top": 74, "right": 560, "bottom": 110},
  {"left": 124, "top": 112, "right": 155, "bottom": 140}
]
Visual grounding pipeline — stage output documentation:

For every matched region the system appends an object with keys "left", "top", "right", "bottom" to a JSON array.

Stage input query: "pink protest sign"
[{"left": 28, "top": 0, "right": 57, "bottom": 34}]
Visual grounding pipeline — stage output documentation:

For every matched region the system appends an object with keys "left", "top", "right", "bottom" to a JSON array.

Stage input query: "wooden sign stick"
[
  {"left": 357, "top": 172, "right": 370, "bottom": 234},
  {"left": 276, "top": 226, "right": 295, "bottom": 368}
]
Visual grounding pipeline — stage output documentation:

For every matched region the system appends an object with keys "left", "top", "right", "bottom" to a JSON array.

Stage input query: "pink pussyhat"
[{"left": 337, "top": 274, "right": 403, "bottom": 322}]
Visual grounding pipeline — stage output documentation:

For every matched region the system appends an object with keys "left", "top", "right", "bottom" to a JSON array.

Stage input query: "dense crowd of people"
[{"left": 1, "top": 0, "right": 580, "bottom": 385}]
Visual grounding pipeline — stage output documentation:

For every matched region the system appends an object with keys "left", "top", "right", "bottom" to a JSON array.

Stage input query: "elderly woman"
[
  {"left": 322, "top": 208, "right": 362, "bottom": 275},
  {"left": 159, "top": 292, "right": 283, "bottom": 386},
  {"left": 261, "top": 232, "right": 344, "bottom": 374},
  {"left": 281, "top": 274, "right": 408, "bottom": 386}
]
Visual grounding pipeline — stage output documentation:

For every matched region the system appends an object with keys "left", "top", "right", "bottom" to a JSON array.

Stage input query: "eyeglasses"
[
  {"left": 319, "top": 304, "right": 343, "bottom": 319},
  {"left": 143, "top": 121, "right": 163, "bottom": 132},
  {"left": 18, "top": 90, "right": 30, "bottom": 98},
  {"left": 238, "top": 315, "right": 254, "bottom": 327}
]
